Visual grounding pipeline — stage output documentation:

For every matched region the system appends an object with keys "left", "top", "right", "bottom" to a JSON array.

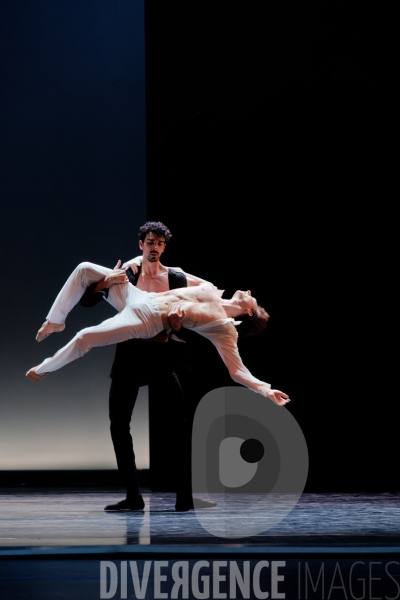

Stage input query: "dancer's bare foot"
[
  {"left": 26, "top": 367, "right": 48, "bottom": 382},
  {"left": 36, "top": 320, "right": 65, "bottom": 342}
]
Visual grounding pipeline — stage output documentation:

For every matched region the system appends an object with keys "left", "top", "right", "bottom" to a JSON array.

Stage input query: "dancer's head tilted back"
[
  {"left": 236, "top": 306, "right": 269, "bottom": 337},
  {"left": 229, "top": 290, "right": 269, "bottom": 337}
]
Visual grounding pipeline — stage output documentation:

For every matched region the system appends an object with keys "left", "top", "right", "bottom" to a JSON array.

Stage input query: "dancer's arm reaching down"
[
  {"left": 205, "top": 324, "right": 289, "bottom": 406},
  {"left": 122, "top": 256, "right": 217, "bottom": 289},
  {"left": 166, "top": 306, "right": 289, "bottom": 406}
]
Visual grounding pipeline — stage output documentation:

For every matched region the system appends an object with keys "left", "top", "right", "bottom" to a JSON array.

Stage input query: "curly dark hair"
[
  {"left": 139, "top": 221, "right": 172, "bottom": 242},
  {"left": 236, "top": 306, "right": 270, "bottom": 337}
]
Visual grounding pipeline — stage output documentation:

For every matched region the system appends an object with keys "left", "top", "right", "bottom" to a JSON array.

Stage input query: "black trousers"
[{"left": 109, "top": 366, "right": 193, "bottom": 500}]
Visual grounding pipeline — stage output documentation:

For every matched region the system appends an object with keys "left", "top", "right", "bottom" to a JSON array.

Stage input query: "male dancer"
[
  {"left": 34, "top": 222, "right": 218, "bottom": 512},
  {"left": 26, "top": 225, "right": 289, "bottom": 508}
]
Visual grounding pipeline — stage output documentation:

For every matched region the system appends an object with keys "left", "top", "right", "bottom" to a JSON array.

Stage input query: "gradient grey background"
[{"left": 0, "top": 0, "right": 148, "bottom": 470}]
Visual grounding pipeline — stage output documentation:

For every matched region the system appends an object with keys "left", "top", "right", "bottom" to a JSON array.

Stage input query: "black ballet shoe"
[
  {"left": 175, "top": 497, "right": 217, "bottom": 512},
  {"left": 104, "top": 495, "right": 145, "bottom": 512}
]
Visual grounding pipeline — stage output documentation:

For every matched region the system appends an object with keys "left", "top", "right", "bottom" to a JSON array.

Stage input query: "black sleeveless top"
[{"left": 110, "top": 266, "right": 188, "bottom": 380}]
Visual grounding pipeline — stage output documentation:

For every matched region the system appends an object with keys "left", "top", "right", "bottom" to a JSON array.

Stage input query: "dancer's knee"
[
  {"left": 76, "top": 261, "right": 97, "bottom": 273},
  {"left": 75, "top": 262, "right": 109, "bottom": 288},
  {"left": 74, "top": 328, "right": 95, "bottom": 355}
]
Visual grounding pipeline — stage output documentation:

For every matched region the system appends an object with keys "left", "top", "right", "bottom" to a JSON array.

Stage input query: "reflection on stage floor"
[{"left": 1, "top": 489, "right": 400, "bottom": 553}]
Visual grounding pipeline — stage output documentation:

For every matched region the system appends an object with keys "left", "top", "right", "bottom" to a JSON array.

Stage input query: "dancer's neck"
[
  {"left": 220, "top": 299, "right": 246, "bottom": 319},
  {"left": 140, "top": 258, "right": 168, "bottom": 278}
]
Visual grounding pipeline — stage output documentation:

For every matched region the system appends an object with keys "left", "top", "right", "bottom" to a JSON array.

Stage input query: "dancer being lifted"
[{"left": 26, "top": 261, "right": 290, "bottom": 406}]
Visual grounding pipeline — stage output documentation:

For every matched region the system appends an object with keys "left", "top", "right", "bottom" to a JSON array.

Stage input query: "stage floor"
[
  {"left": 1, "top": 489, "right": 400, "bottom": 554},
  {"left": 1, "top": 490, "right": 400, "bottom": 599}
]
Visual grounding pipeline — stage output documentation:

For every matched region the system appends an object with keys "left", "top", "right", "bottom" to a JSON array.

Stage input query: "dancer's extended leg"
[
  {"left": 29, "top": 291, "right": 163, "bottom": 378},
  {"left": 36, "top": 262, "right": 128, "bottom": 341}
]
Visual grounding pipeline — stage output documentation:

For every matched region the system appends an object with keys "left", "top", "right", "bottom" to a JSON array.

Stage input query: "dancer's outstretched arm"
[{"left": 181, "top": 317, "right": 290, "bottom": 406}]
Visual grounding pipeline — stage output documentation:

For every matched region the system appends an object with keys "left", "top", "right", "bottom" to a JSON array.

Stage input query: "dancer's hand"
[
  {"left": 167, "top": 301, "right": 186, "bottom": 331},
  {"left": 267, "top": 389, "right": 290, "bottom": 406},
  {"left": 103, "top": 260, "right": 129, "bottom": 287},
  {"left": 122, "top": 256, "right": 142, "bottom": 274}
]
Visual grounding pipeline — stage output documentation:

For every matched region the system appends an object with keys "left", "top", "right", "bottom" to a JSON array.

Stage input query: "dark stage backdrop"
[
  {"left": 0, "top": 1, "right": 147, "bottom": 470},
  {"left": 0, "top": 1, "right": 389, "bottom": 494},
  {"left": 144, "top": 2, "right": 389, "bottom": 493}
]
